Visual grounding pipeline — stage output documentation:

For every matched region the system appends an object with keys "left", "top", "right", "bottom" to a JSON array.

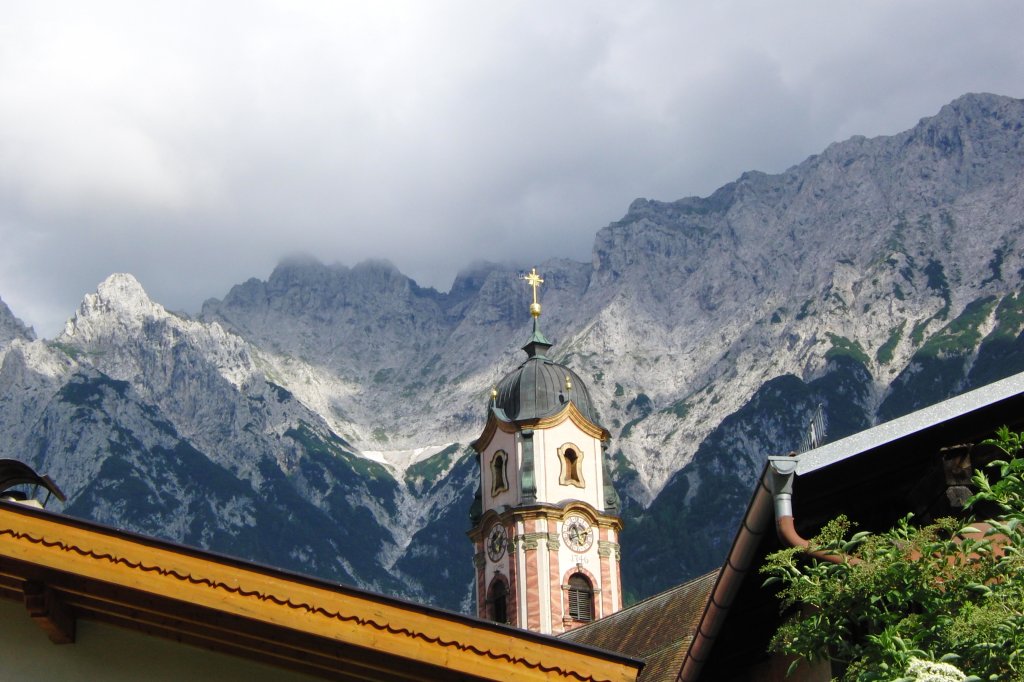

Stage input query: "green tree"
[{"left": 761, "top": 426, "right": 1024, "bottom": 681}]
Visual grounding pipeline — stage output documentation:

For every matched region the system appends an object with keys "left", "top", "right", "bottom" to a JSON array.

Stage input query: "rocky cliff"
[{"left": 2, "top": 92, "right": 1023, "bottom": 608}]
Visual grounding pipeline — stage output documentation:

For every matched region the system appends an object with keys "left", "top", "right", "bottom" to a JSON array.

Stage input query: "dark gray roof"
[
  {"left": 491, "top": 317, "right": 603, "bottom": 426},
  {"left": 798, "top": 370, "right": 1024, "bottom": 475},
  {"left": 494, "top": 356, "right": 601, "bottom": 425}
]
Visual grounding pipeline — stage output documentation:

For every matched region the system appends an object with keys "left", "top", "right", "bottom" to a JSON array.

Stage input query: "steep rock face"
[
  {"left": 60, "top": 273, "right": 278, "bottom": 483},
  {"left": 0, "top": 297, "right": 33, "bottom": 342},
  {"left": 622, "top": 356, "right": 875, "bottom": 597},
  {"left": 202, "top": 257, "right": 596, "bottom": 448},
  {"left": 202, "top": 92, "right": 1024, "bottom": 602},
  {"left": 0, "top": 339, "right": 75, "bottom": 472},
  {"left": 2, "top": 274, "right": 482, "bottom": 605},
  {"left": 0, "top": 297, "right": 35, "bottom": 368},
  {"left": 3, "top": 93, "right": 1024, "bottom": 611}
]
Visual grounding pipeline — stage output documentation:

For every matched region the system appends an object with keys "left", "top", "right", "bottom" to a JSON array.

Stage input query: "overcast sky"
[{"left": 1, "top": 1, "right": 1022, "bottom": 336}]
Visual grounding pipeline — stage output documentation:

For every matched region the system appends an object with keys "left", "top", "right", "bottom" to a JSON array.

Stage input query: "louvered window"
[
  {"left": 567, "top": 574, "right": 593, "bottom": 622},
  {"left": 489, "top": 579, "right": 508, "bottom": 624}
]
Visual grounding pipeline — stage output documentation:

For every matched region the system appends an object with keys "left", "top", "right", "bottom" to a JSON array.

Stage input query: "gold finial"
[
  {"left": 565, "top": 375, "right": 572, "bottom": 391},
  {"left": 491, "top": 387, "right": 498, "bottom": 401},
  {"left": 523, "top": 267, "right": 544, "bottom": 318}
]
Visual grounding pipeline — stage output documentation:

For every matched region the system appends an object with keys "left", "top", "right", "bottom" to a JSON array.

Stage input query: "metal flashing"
[{"left": 797, "top": 370, "right": 1024, "bottom": 475}]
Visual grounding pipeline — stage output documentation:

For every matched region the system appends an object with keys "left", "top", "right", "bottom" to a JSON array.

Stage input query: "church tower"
[{"left": 468, "top": 268, "right": 622, "bottom": 635}]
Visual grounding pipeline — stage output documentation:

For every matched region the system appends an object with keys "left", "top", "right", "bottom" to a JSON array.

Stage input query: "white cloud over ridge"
[{"left": 0, "top": 0, "right": 1022, "bottom": 335}]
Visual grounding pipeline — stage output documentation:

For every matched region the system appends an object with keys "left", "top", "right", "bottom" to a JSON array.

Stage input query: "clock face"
[
  {"left": 486, "top": 524, "right": 508, "bottom": 562},
  {"left": 561, "top": 514, "right": 594, "bottom": 552}
]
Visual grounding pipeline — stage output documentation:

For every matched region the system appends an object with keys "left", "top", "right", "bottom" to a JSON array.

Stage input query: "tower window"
[
  {"left": 557, "top": 443, "right": 585, "bottom": 488},
  {"left": 567, "top": 573, "right": 594, "bottom": 622},
  {"left": 491, "top": 450, "right": 509, "bottom": 496},
  {"left": 487, "top": 577, "right": 509, "bottom": 624}
]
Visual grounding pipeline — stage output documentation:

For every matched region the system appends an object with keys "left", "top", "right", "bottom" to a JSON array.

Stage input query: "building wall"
[
  {"left": 479, "top": 413, "right": 607, "bottom": 515},
  {"left": 0, "top": 597, "right": 317, "bottom": 681},
  {"left": 533, "top": 421, "right": 604, "bottom": 511},
  {"left": 481, "top": 429, "right": 519, "bottom": 512}
]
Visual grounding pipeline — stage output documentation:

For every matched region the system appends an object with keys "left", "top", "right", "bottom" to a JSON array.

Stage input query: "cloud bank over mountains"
[{"left": 1, "top": 1, "right": 1023, "bottom": 335}]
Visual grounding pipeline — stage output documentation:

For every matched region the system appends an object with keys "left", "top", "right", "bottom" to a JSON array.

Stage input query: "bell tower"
[{"left": 468, "top": 268, "right": 622, "bottom": 635}]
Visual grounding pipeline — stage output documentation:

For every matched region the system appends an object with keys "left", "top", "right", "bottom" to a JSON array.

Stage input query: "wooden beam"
[{"left": 23, "top": 580, "right": 75, "bottom": 644}]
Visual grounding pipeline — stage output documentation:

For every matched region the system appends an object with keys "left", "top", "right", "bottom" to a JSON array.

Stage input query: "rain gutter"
[
  {"left": 677, "top": 455, "right": 851, "bottom": 682},
  {"left": 676, "top": 465, "right": 773, "bottom": 682}
]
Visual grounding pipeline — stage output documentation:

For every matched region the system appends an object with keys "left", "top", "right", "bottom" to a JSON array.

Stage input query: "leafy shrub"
[{"left": 761, "top": 426, "right": 1024, "bottom": 681}]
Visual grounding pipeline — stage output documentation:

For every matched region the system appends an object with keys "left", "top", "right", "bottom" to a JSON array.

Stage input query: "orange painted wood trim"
[{"left": 0, "top": 508, "right": 639, "bottom": 682}]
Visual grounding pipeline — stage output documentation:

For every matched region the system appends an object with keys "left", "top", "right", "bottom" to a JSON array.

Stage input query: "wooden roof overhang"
[{"left": 0, "top": 502, "right": 642, "bottom": 682}]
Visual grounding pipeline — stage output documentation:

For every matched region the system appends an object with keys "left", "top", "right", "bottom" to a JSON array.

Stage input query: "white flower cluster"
[{"left": 902, "top": 657, "right": 967, "bottom": 682}]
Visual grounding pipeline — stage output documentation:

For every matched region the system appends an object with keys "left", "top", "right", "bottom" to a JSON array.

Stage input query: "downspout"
[{"left": 768, "top": 455, "right": 855, "bottom": 565}]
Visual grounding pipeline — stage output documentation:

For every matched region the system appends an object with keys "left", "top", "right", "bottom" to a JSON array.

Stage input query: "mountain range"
[{"left": 2, "top": 92, "right": 1023, "bottom": 609}]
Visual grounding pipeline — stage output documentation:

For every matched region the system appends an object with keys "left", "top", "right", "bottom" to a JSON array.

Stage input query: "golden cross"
[{"left": 524, "top": 268, "right": 544, "bottom": 305}]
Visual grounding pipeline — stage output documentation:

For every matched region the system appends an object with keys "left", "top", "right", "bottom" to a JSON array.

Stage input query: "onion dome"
[{"left": 493, "top": 316, "right": 602, "bottom": 427}]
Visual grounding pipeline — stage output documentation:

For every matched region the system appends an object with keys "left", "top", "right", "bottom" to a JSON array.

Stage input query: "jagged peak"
[
  {"left": 265, "top": 254, "right": 342, "bottom": 286},
  {"left": 95, "top": 273, "right": 152, "bottom": 303},
  {"left": 606, "top": 92, "right": 1024, "bottom": 245},
  {"left": 277, "top": 252, "right": 325, "bottom": 270},
  {"left": 2, "top": 337, "right": 73, "bottom": 380},
  {"left": 351, "top": 258, "right": 401, "bottom": 276},
  {"left": 63, "top": 273, "right": 166, "bottom": 338},
  {"left": 266, "top": 255, "right": 409, "bottom": 288},
  {"left": 271, "top": 255, "right": 403, "bottom": 279}
]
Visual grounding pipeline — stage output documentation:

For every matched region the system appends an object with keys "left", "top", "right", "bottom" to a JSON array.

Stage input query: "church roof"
[
  {"left": 492, "top": 318, "right": 603, "bottom": 428},
  {"left": 560, "top": 570, "right": 718, "bottom": 682},
  {"left": 494, "top": 356, "right": 600, "bottom": 425},
  {"left": 487, "top": 268, "right": 605, "bottom": 430}
]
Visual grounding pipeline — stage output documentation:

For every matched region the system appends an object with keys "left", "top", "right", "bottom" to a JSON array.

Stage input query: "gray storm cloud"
[{"left": 1, "top": 0, "right": 1022, "bottom": 336}]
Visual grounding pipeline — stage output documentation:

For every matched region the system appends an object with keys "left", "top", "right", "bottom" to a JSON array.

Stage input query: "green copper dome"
[{"left": 492, "top": 320, "right": 602, "bottom": 426}]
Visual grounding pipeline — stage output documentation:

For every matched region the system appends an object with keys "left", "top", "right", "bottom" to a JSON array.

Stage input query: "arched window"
[
  {"left": 491, "top": 450, "right": 508, "bottom": 496},
  {"left": 567, "top": 573, "right": 594, "bottom": 622},
  {"left": 564, "top": 449, "right": 579, "bottom": 480},
  {"left": 487, "top": 577, "right": 509, "bottom": 624},
  {"left": 557, "top": 443, "right": 585, "bottom": 488}
]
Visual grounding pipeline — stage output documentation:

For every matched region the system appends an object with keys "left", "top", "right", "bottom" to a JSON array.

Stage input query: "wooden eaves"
[{"left": 0, "top": 500, "right": 642, "bottom": 682}]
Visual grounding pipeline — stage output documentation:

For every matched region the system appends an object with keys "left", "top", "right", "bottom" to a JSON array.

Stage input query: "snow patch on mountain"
[{"left": 362, "top": 443, "right": 459, "bottom": 475}]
